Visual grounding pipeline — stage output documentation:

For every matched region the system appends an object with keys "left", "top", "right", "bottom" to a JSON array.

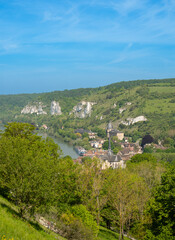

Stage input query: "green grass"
[
  {"left": 149, "top": 86, "right": 175, "bottom": 94},
  {"left": 144, "top": 99, "right": 175, "bottom": 114},
  {"left": 98, "top": 226, "right": 130, "bottom": 240},
  {"left": 0, "top": 195, "right": 65, "bottom": 240}
]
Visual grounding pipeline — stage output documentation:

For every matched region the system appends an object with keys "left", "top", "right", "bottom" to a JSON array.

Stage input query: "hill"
[
  {"left": 0, "top": 195, "right": 130, "bottom": 240},
  {"left": 0, "top": 195, "right": 64, "bottom": 240},
  {"left": 0, "top": 78, "right": 175, "bottom": 142}
]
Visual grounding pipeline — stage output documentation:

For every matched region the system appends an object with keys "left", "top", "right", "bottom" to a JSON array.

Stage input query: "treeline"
[
  {"left": 0, "top": 123, "right": 174, "bottom": 240},
  {"left": 105, "top": 78, "right": 175, "bottom": 91}
]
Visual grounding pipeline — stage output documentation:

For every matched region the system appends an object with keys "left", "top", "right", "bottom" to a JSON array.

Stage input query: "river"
[
  {"left": 0, "top": 125, "right": 79, "bottom": 159},
  {"left": 38, "top": 132, "right": 79, "bottom": 159}
]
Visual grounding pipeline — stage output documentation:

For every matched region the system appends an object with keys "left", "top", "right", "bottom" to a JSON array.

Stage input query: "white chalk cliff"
[
  {"left": 70, "top": 101, "right": 96, "bottom": 118},
  {"left": 21, "top": 102, "right": 47, "bottom": 115},
  {"left": 121, "top": 116, "right": 147, "bottom": 125},
  {"left": 50, "top": 101, "right": 62, "bottom": 115}
]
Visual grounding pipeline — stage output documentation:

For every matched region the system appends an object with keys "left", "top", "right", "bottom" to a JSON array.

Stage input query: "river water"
[
  {"left": 0, "top": 125, "right": 79, "bottom": 159},
  {"left": 38, "top": 132, "right": 79, "bottom": 159}
]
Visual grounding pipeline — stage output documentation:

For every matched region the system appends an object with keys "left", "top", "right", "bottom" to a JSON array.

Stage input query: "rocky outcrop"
[
  {"left": 119, "top": 102, "right": 132, "bottom": 114},
  {"left": 50, "top": 101, "right": 62, "bottom": 115},
  {"left": 119, "top": 107, "right": 126, "bottom": 114},
  {"left": 121, "top": 116, "right": 147, "bottom": 125},
  {"left": 70, "top": 101, "right": 96, "bottom": 118},
  {"left": 21, "top": 102, "right": 47, "bottom": 115}
]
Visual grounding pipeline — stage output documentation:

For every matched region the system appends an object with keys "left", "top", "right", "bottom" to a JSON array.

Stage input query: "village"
[{"left": 73, "top": 121, "right": 143, "bottom": 169}]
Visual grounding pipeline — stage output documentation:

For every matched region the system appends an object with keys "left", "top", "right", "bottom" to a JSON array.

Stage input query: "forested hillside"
[{"left": 0, "top": 78, "right": 175, "bottom": 144}]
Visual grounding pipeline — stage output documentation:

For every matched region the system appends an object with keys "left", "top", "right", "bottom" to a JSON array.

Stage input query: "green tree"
[
  {"left": 146, "top": 167, "right": 175, "bottom": 238},
  {"left": 130, "top": 153, "right": 157, "bottom": 163},
  {"left": 127, "top": 160, "right": 166, "bottom": 190},
  {"left": 107, "top": 169, "right": 149, "bottom": 240},
  {"left": 71, "top": 204, "right": 99, "bottom": 236},
  {"left": 3, "top": 122, "right": 36, "bottom": 138},
  {"left": 102, "top": 140, "right": 114, "bottom": 150},
  {"left": 55, "top": 156, "right": 82, "bottom": 206},
  {"left": 0, "top": 122, "right": 61, "bottom": 217},
  {"left": 78, "top": 158, "right": 107, "bottom": 225}
]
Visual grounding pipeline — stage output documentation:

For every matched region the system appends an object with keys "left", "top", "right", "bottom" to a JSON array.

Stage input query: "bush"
[
  {"left": 58, "top": 215, "right": 95, "bottom": 240},
  {"left": 71, "top": 205, "right": 99, "bottom": 236},
  {"left": 57, "top": 207, "right": 99, "bottom": 240}
]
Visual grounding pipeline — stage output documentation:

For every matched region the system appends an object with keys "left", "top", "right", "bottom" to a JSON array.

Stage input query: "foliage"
[
  {"left": 136, "top": 85, "right": 149, "bottom": 97},
  {"left": 130, "top": 153, "right": 157, "bottom": 163},
  {"left": 106, "top": 168, "right": 149, "bottom": 240},
  {"left": 144, "top": 225, "right": 174, "bottom": 240},
  {"left": 143, "top": 146, "right": 154, "bottom": 153},
  {"left": 92, "top": 128, "right": 106, "bottom": 138},
  {"left": 78, "top": 158, "right": 107, "bottom": 225},
  {"left": 102, "top": 140, "right": 114, "bottom": 150},
  {"left": 55, "top": 157, "right": 81, "bottom": 206},
  {"left": 57, "top": 204, "right": 99, "bottom": 240},
  {"left": 71, "top": 204, "right": 99, "bottom": 236},
  {"left": 0, "top": 123, "right": 60, "bottom": 217},
  {"left": 58, "top": 213, "right": 95, "bottom": 240},
  {"left": 141, "top": 135, "right": 154, "bottom": 148},
  {"left": 146, "top": 167, "right": 175, "bottom": 238},
  {"left": 127, "top": 160, "right": 166, "bottom": 190}
]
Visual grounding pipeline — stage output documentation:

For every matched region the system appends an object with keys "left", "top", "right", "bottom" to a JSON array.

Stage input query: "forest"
[{"left": 0, "top": 122, "right": 174, "bottom": 240}]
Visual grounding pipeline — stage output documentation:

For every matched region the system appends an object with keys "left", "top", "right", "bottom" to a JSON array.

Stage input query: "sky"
[{"left": 0, "top": 0, "right": 175, "bottom": 94}]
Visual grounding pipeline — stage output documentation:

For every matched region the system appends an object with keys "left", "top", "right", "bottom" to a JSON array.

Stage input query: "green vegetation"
[
  {"left": 0, "top": 96, "right": 175, "bottom": 239},
  {"left": 0, "top": 78, "right": 175, "bottom": 145},
  {"left": 0, "top": 123, "right": 61, "bottom": 217},
  {"left": 98, "top": 227, "right": 129, "bottom": 240},
  {"left": 0, "top": 195, "right": 64, "bottom": 240}
]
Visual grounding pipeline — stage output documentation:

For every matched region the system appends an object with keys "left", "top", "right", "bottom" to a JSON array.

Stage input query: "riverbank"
[
  {"left": 0, "top": 126, "right": 79, "bottom": 159},
  {"left": 37, "top": 131, "right": 79, "bottom": 159}
]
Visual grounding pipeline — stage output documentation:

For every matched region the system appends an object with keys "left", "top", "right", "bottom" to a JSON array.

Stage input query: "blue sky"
[{"left": 0, "top": 0, "right": 175, "bottom": 94}]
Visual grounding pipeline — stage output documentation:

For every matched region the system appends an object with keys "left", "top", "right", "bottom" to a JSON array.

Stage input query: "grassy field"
[
  {"left": 0, "top": 196, "right": 65, "bottom": 240},
  {"left": 98, "top": 227, "right": 130, "bottom": 240}
]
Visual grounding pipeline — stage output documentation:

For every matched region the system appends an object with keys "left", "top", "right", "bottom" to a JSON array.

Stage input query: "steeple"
[
  {"left": 106, "top": 121, "right": 113, "bottom": 131},
  {"left": 108, "top": 133, "right": 113, "bottom": 156}
]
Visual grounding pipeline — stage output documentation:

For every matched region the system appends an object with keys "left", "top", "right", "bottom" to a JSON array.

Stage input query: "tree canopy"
[{"left": 0, "top": 122, "right": 61, "bottom": 216}]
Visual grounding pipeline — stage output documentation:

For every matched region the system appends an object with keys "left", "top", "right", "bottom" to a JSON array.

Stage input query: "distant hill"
[{"left": 1, "top": 78, "right": 175, "bottom": 142}]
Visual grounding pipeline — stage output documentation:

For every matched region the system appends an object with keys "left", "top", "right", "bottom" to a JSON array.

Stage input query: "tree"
[
  {"left": 141, "top": 135, "right": 154, "bottom": 148},
  {"left": 107, "top": 169, "right": 149, "bottom": 240},
  {"left": 78, "top": 158, "right": 107, "bottom": 225},
  {"left": 130, "top": 153, "right": 157, "bottom": 164},
  {"left": 0, "top": 122, "right": 61, "bottom": 216},
  {"left": 71, "top": 204, "right": 99, "bottom": 236},
  {"left": 102, "top": 140, "right": 114, "bottom": 150},
  {"left": 3, "top": 122, "right": 36, "bottom": 138},
  {"left": 127, "top": 160, "right": 166, "bottom": 190},
  {"left": 146, "top": 167, "right": 175, "bottom": 238},
  {"left": 58, "top": 211, "right": 96, "bottom": 240},
  {"left": 55, "top": 156, "right": 82, "bottom": 207}
]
